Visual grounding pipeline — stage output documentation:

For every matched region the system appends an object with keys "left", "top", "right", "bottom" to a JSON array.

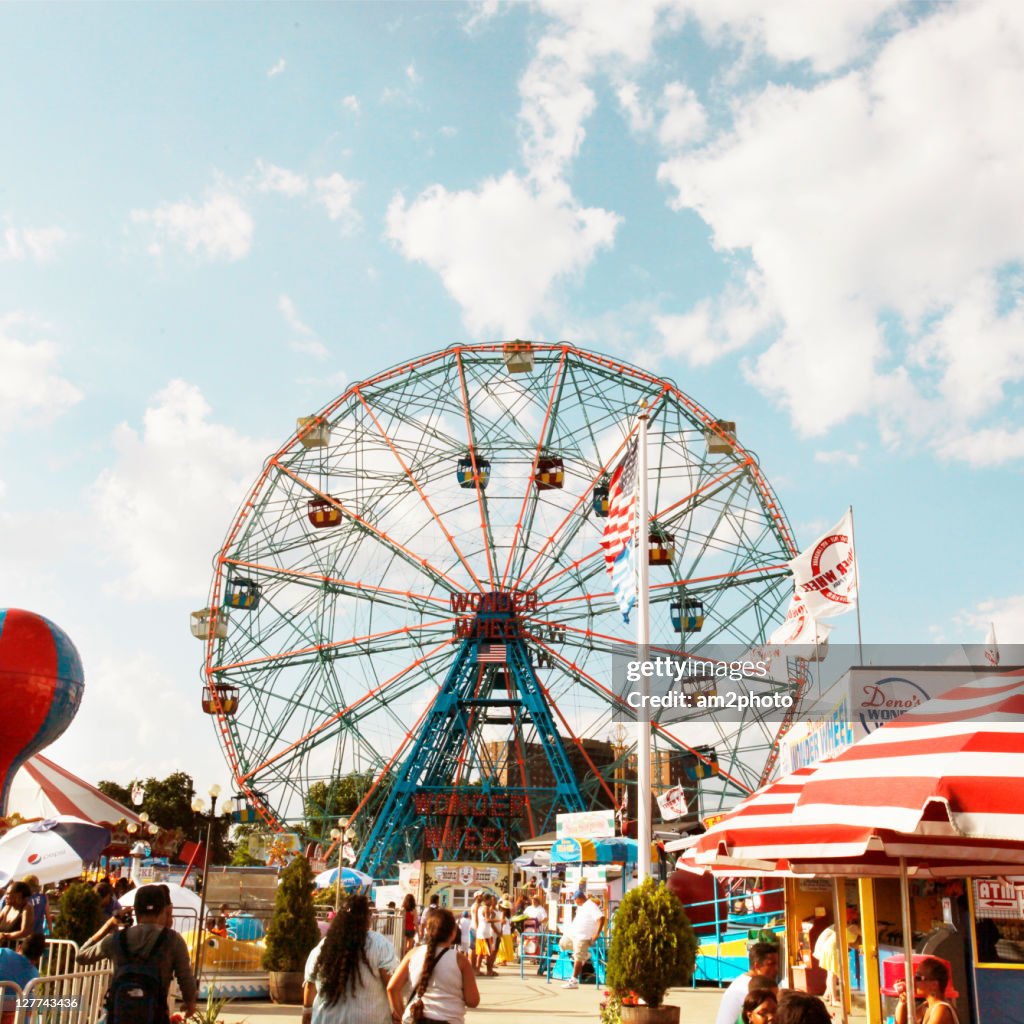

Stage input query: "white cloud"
[
  {"left": 463, "top": 0, "right": 501, "bottom": 32},
  {"left": 943, "top": 426, "right": 1024, "bottom": 468},
  {"left": 268, "top": 57, "right": 286, "bottom": 77},
  {"left": 657, "top": 1, "right": 1024, "bottom": 442},
  {"left": 960, "top": 594, "right": 1024, "bottom": 644},
  {"left": 90, "top": 379, "right": 272, "bottom": 598},
  {"left": 131, "top": 191, "right": 253, "bottom": 262},
  {"left": 342, "top": 94, "right": 360, "bottom": 114},
  {"left": 2, "top": 220, "right": 69, "bottom": 262},
  {"left": 655, "top": 269, "right": 774, "bottom": 366},
  {"left": 616, "top": 81, "right": 653, "bottom": 134},
  {"left": 0, "top": 314, "right": 83, "bottom": 436},
  {"left": 406, "top": 63, "right": 421, "bottom": 85},
  {"left": 314, "top": 173, "right": 360, "bottom": 232},
  {"left": 387, "top": 173, "right": 619, "bottom": 335},
  {"left": 685, "top": 0, "right": 904, "bottom": 75},
  {"left": 252, "top": 159, "right": 309, "bottom": 197},
  {"left": 278, "top": 294, "right": 328, "bottom": 359},
  {"left": 814, "top": 449, "right": 862, "bottom": 468},
  {"left": 658, "top": 81, "right": 707, "bottom": 149},
  {"left": 520, "top": 1, "right": 666, "bottom": 185}
]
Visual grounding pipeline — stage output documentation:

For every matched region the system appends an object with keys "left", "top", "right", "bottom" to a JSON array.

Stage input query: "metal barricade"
[
  {"left": 14, "top": 962, "right": 112, "bottom": 1024},
  {"left": 40, "top": 941, "right": 79, "bottom": 980},
  {"left": 373, "top": 910, "right": 404, "bottom": 959},
  {"left": 2, "top": 980, "right": 25, "bottom": 1024}
]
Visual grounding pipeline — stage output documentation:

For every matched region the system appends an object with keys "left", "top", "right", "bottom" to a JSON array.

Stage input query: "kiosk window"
[{"left": 971, "top": 878, "right": 1024, "bottom": 966}]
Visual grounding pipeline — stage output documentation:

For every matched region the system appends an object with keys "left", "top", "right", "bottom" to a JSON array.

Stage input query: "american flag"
[
  {"left": 477, "top": 643, "right": 507, "bottom": 663},
  {"left": 600, "top": 440, "right": 638, "bottom": 622}
]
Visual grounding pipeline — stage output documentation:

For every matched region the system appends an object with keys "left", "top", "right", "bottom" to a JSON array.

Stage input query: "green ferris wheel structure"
[{"left": 197, "top": 342, "right": 805, "bottom": 875}]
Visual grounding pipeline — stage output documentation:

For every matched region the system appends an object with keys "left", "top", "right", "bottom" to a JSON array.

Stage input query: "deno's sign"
[{"left": 855, "top": 675, "right": 931, "bottom": 732}]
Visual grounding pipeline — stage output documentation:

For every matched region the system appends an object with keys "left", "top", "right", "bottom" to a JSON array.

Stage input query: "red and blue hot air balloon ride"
[{"left": 0, "top": 609, "right": 84, "bottom": 816}]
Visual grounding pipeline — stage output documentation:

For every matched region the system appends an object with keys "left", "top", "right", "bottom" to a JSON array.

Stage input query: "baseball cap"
[
  {"left": 21, "top": 874, "right": 40, "bottom": 889},
  {"left": 134, "top": 884, "right": 171, "bottom": 915}
]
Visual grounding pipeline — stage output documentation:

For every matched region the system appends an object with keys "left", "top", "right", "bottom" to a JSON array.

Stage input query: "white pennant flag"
[
  {"left": 770, "top": 590, "right": 833, "bottom": 657},
  {"left": 985, "top": 623, "right": 1000, "bottom": 667},
  {"left": 656, "top": 784, "right": 689, "bottom": 821},
  {"left": 788, "top": 511, "right": 858, "bottom": 620}
]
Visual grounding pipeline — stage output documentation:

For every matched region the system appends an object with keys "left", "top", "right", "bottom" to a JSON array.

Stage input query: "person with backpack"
[{"left": 77, "top": 883, "right": 197, "bottom": 1024}]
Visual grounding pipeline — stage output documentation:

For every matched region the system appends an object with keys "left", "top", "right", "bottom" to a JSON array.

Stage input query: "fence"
[
  {"left": 373, "top": 910, "right": 405, "bottom": 958},
  {"left": 2, "top": 960, "right": 112, "bottom": 1024},
  {"left": 40, "top": 942, "right": 79, "bottom": 981}
]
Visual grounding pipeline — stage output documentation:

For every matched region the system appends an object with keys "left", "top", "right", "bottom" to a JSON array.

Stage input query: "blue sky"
[{"left": 2, "top": 0, "right": 1022, "bottom": 804}]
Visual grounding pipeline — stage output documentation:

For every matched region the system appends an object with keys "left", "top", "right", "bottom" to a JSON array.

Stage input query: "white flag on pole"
[
  {"left": 985, "top": 623, "right": 1000, "bottom": 667},
  {"left": 788, "top": 510, "right": 858, "bottom": 620},
  {"left": 770, "top": 590, "right": 833, "bottom": 656},
  {"left": 656, "top": 784, "right": 689, "bottom": 821}
]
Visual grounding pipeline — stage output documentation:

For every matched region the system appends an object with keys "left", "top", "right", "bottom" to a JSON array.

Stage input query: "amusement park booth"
[{"left": 419, "top": 860, "right": 514, "bottom": 912}]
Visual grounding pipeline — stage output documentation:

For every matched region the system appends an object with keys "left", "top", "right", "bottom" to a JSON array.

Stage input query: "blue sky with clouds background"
[{"left": 2, "top": 0, "right": 1021, "bottom": 797}]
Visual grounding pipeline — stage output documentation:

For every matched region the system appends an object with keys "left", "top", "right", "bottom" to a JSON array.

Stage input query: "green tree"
[
  {"left": 52, "top": 882, "right": 104, "bottom": 946},
  {"left": 98, "top": 772, "right": 232, "bottom": 863},
  {"left": 229, "top": 823, "right": 264, "bottom": 865},
  {"left": 303, "top": 771, "right": 394, "bottom": 839},
  {"left": 262, "top": 856, "right": 320, "bottom": 972}
]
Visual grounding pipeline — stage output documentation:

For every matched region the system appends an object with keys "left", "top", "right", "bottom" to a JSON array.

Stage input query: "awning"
[
  {"left": 550, "top": 836, "right": 646, "bottom": 864},
  {"left": 8, "top": 754, "right": 144, "bottom": 827}
]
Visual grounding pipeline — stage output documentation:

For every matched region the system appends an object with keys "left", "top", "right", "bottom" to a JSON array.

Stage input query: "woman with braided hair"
[
  {"left": 302, "top": 894, "right": 398, "bottom": 1024},
  {"left": 387, "top": 907, "right": 480, "bottom": 1024}
]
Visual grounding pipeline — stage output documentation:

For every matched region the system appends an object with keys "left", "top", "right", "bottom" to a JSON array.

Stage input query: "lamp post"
[{"left": 190, "top": 784, "right": 222, "bottom": 976}]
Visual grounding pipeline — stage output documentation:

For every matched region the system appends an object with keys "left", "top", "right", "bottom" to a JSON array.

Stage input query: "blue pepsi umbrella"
[
  {"left": 314, "top": 865, "right": 373, "bottom": 890},
  {"left": 0, "top": 815, "right": 111, "bottom": 885}
]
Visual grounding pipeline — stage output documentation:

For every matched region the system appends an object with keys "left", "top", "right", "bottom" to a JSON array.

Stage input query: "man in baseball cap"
[{"left": 77, "top": 883, "right": 196, "bottom": 1019}]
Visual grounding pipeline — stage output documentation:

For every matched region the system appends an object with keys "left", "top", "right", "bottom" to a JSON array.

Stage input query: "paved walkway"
[{"left": 220, "top": 970, "right": 869, "bottom": 1024}]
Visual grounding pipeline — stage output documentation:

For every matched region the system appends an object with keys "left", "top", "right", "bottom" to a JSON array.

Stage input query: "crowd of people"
[{"left": 2, "top": 872, "right": 961, "bottom": 1024}]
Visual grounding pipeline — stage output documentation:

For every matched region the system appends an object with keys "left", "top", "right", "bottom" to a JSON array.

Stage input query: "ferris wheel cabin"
[{"left": 201, "top": 683, "right": 239, "bottom": 716}]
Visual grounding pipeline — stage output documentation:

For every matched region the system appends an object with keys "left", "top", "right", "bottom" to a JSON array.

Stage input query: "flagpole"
[
  {"left": 636, "top": 404, "right": 652, "bottom": 883},
  {"left": 848, "top": 504, "right": 864, "bottom": 665}
]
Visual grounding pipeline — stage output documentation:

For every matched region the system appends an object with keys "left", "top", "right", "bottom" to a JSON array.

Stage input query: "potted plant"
[
  {"left": 605, "top": 879, "right": 698, "bottom": 1024},
  {"left": 262, "top": 856, "right": 321, "bottom": 1004}
]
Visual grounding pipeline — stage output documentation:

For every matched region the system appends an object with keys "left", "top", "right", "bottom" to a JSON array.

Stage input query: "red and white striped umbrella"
[
  {"left": 685, "top": 670, "right": 1024, "bottom": 1021},
  {"left": 792, "top": 670, "right": 1024, "bottom": 843}
]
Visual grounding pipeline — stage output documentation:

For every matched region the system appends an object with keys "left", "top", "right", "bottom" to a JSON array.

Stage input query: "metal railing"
[
  {"left": 7, "top": 961, "right": 113, "bottom": 1024},
  {"left": 40, "top": 941, "right": 79, "bottom": 980}
]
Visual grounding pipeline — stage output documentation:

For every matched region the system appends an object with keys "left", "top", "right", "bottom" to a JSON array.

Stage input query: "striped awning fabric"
[
  {"left": 689, "top": 670, "right": 1024, "bottom": 877},
  {"left": 793, "top": 670, "right": 1024, "bottom": 840}
]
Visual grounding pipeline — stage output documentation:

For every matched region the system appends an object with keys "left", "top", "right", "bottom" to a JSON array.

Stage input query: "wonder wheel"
[{"left": 197, "top": 342, "right": 801, "bottom": 875}]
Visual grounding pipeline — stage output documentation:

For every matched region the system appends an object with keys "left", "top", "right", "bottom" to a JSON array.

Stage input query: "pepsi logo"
[{"left": 27, "top": 853, "right": 41, "bottom": 864}]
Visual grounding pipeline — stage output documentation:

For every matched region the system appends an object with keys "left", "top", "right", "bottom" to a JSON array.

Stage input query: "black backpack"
[{"left": 105, "top": 928, "right": 170, "bottom": 1024}]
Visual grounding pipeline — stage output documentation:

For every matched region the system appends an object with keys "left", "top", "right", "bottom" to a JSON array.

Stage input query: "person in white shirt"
[
  {"left": 715, "top": 943, "right": 781, "bottom": 1024},
  {"left": 458, "top": 912, "right": 472, "bottom": 954},
  {"left": 559, "top": 890, "right": 604, "bottom": 989}
]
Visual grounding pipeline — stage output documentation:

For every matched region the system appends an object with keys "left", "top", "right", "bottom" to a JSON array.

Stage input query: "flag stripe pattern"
[
  {"left": 601, "top": 440, "right": 638, "bottom": 622},
  {"left": 477, "top": 643, "right": 507, "bottom": 663}
]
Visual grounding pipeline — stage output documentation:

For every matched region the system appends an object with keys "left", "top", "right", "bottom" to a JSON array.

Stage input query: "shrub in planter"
[
  {"left": 262, "top": 856, "right": 321, "bottom": 1002},
  {"left": 52, "top": 881, "right": 104, "bottom": 947},
  {"left": 605, "top": 879, "right": 698, "bottom": 1021}
]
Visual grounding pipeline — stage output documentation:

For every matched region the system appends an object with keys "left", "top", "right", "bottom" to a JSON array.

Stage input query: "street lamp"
[{"left": 190, "top": 784, "right": 222, "bottom": 976}]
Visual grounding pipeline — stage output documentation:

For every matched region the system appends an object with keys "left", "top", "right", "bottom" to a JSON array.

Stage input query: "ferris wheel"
[{"left": 197, "top": 342, "right": 801, "bottom": 873}]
